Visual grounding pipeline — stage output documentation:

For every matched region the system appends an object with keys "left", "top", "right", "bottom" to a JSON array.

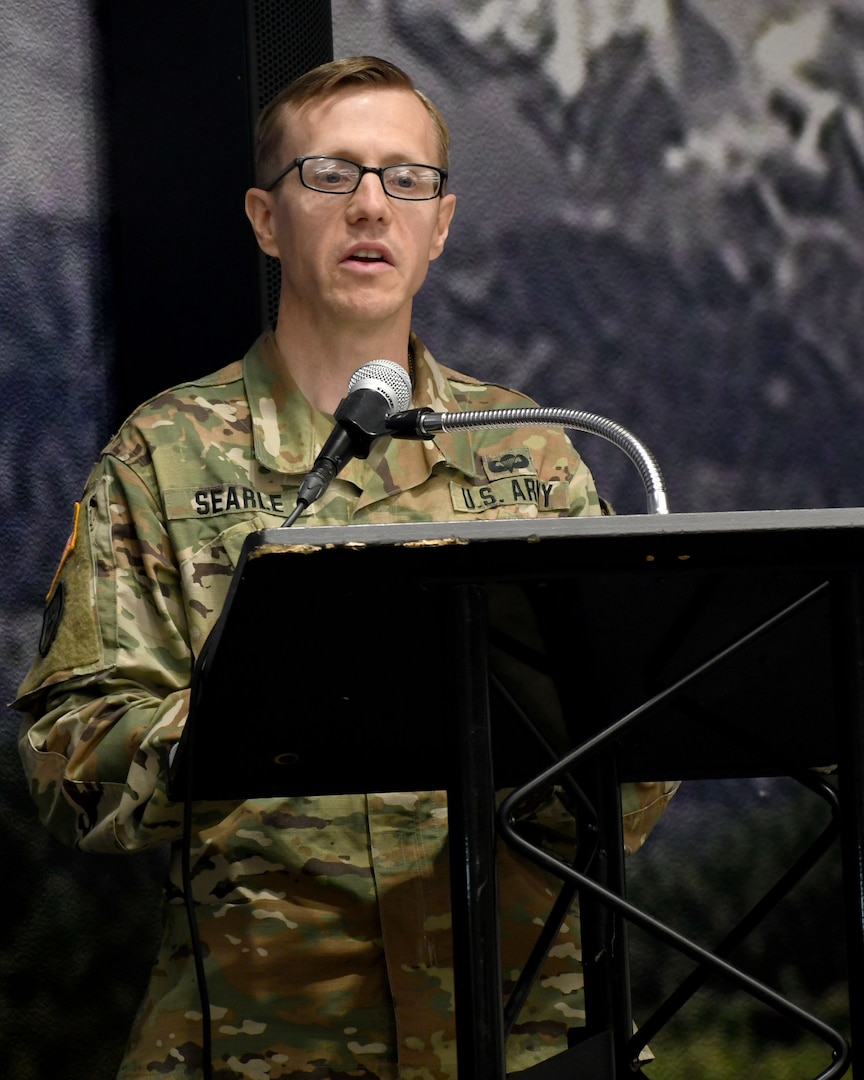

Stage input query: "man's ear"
[
  {"left": 429, "top": 192, "right": 456, "bottom": 262},
  {"left": 244, "top": 188, "right": 280, "bottom": 258}
]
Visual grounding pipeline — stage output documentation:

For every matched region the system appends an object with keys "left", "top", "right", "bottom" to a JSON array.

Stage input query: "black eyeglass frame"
[{"left": 263, "top": 156, "right": 448, "bottom": 200}]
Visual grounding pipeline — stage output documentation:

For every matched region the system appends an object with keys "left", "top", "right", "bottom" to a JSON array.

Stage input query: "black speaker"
[{"left": 97, "top": 0, "right": 333, "bottom": 423}]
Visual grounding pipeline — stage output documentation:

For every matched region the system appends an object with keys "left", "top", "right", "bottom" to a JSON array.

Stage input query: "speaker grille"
[
  {"left": 248, "top": 0, "right": 334, "bottom": 326},
  {"left": 100, "top": 0, "right": 334, "bottom": 421},
  {"left": 250, "top": 0, "right": 333, "bottom": 111}
]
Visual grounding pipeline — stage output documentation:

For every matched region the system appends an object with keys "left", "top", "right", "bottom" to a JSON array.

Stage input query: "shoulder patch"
[
  {"left": 46, "top": 501, "right": 81, "bottom": 601},
  {"left": 14, "top": 495, "right": 106, "bottom": 705},
  {"left": 38, "top": 582, "right": 65, "bottom": 657}
]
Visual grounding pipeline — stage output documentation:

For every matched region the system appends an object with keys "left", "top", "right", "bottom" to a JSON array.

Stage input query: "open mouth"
[{"left": 347, "top": 249, "right": 388, "bottom": 264}]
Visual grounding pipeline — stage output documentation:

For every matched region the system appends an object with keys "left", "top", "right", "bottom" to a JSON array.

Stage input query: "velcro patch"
[
  {"left": 481, "top": 448, "right": 536, "bottom": 479},
  {"left": 163, "top": 485, "right": 289, "bottom": 520},
  {"left": 449, "top": 476, "right": 570, "bottom": 512}
]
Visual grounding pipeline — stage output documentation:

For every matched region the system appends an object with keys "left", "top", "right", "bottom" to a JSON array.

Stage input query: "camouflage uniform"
[{"left": 15, "top": 330, "right": 678, "bottom": 1079}]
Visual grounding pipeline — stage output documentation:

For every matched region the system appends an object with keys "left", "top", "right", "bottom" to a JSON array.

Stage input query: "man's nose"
[{"left": 346, "top": 170, "right": 392, "bottom": 218}]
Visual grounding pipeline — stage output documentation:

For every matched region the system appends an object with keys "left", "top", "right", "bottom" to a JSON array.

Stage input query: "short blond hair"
[{"left": 254, "top": 56, "right": 451, "bottom": 187}]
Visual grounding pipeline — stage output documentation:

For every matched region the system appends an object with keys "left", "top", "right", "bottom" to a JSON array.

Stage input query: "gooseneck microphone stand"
[{"left": 385, "top": 404, "right": 669, "bottom": 515}]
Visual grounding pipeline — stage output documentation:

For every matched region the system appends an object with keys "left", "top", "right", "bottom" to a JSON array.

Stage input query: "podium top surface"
[
  {"left": 244, "top": 507, "right": 864, "bottom": 578},
  {"left": 262, "top": 506, "right": 864, "bottom": 543}
]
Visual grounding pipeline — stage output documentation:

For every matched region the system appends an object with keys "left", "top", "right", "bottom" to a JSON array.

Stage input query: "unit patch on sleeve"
[
  {"left": 38, "top": 582, "right": 65, "bottom": 658},
  {"left": 46, "top": 500, "right": 81, "bottom": 602}
]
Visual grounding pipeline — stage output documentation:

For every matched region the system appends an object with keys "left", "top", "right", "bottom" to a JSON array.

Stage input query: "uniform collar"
[{"left": 243, "top": 329, "right": 477, "bottom": 493}]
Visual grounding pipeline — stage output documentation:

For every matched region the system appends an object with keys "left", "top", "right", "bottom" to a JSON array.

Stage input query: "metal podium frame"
[{"left": 169, "top": 508, "right": 862, "bottom": 1078}]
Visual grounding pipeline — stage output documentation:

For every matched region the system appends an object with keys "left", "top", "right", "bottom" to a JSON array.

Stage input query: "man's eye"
[{"left": 388, "top": 169, "right": 419, "bottom": 188}]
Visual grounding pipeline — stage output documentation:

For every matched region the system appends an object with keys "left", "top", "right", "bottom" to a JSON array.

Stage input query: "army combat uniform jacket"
[{"left": 16, "top": 331, "right": 678, "bottom": 1079}]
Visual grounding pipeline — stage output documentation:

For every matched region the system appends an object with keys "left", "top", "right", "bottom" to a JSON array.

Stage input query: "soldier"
[{"left": 14, "top": 56, "right": 677, "bottom": 1078}]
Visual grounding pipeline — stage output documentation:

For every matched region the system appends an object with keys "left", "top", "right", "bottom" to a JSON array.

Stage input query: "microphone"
[{"left": 291, "top": 359, "right": 412, "bottom": 517}]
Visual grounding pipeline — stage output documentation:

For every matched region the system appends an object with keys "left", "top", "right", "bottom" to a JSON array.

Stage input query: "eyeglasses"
[{"left": 263, "top": 156, "right": 448, "bottom": 200}]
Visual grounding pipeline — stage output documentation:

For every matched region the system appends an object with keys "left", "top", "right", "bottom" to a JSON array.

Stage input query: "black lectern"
[{"left": 169, "top": 509, "right": 862, "bottom": 1078}]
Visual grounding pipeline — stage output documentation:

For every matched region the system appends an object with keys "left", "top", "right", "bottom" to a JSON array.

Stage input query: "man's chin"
[{"left": 332, "top": 290, "right": 412, "bottom": 327}]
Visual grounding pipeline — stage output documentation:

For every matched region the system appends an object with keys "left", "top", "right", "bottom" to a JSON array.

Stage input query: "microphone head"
[{"left": 347, "top": 359, "right": 412, "bottom": 413}]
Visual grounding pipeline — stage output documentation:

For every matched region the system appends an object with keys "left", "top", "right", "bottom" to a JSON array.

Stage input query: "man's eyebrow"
[{"left": 311, "top": 150, "right": 433, "bottom": 164}]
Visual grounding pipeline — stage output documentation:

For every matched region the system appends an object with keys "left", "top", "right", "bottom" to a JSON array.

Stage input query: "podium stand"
[{"left": 169, "top": 509, "right": 862, "bottom": 1078}]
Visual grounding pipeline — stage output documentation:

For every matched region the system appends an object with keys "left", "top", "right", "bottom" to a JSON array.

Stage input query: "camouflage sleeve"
[
  {"left": 564, "top": 443, "right": 605, "bottom": 518},
  {"left": 560, "top": 437, "right": 612, "bottom": 517},
  {"left": 513, "top": 423, "right": 606, "bottom": 519},
  {"left": 15, "top": 452, "right": 194, "bottom": 854}
]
